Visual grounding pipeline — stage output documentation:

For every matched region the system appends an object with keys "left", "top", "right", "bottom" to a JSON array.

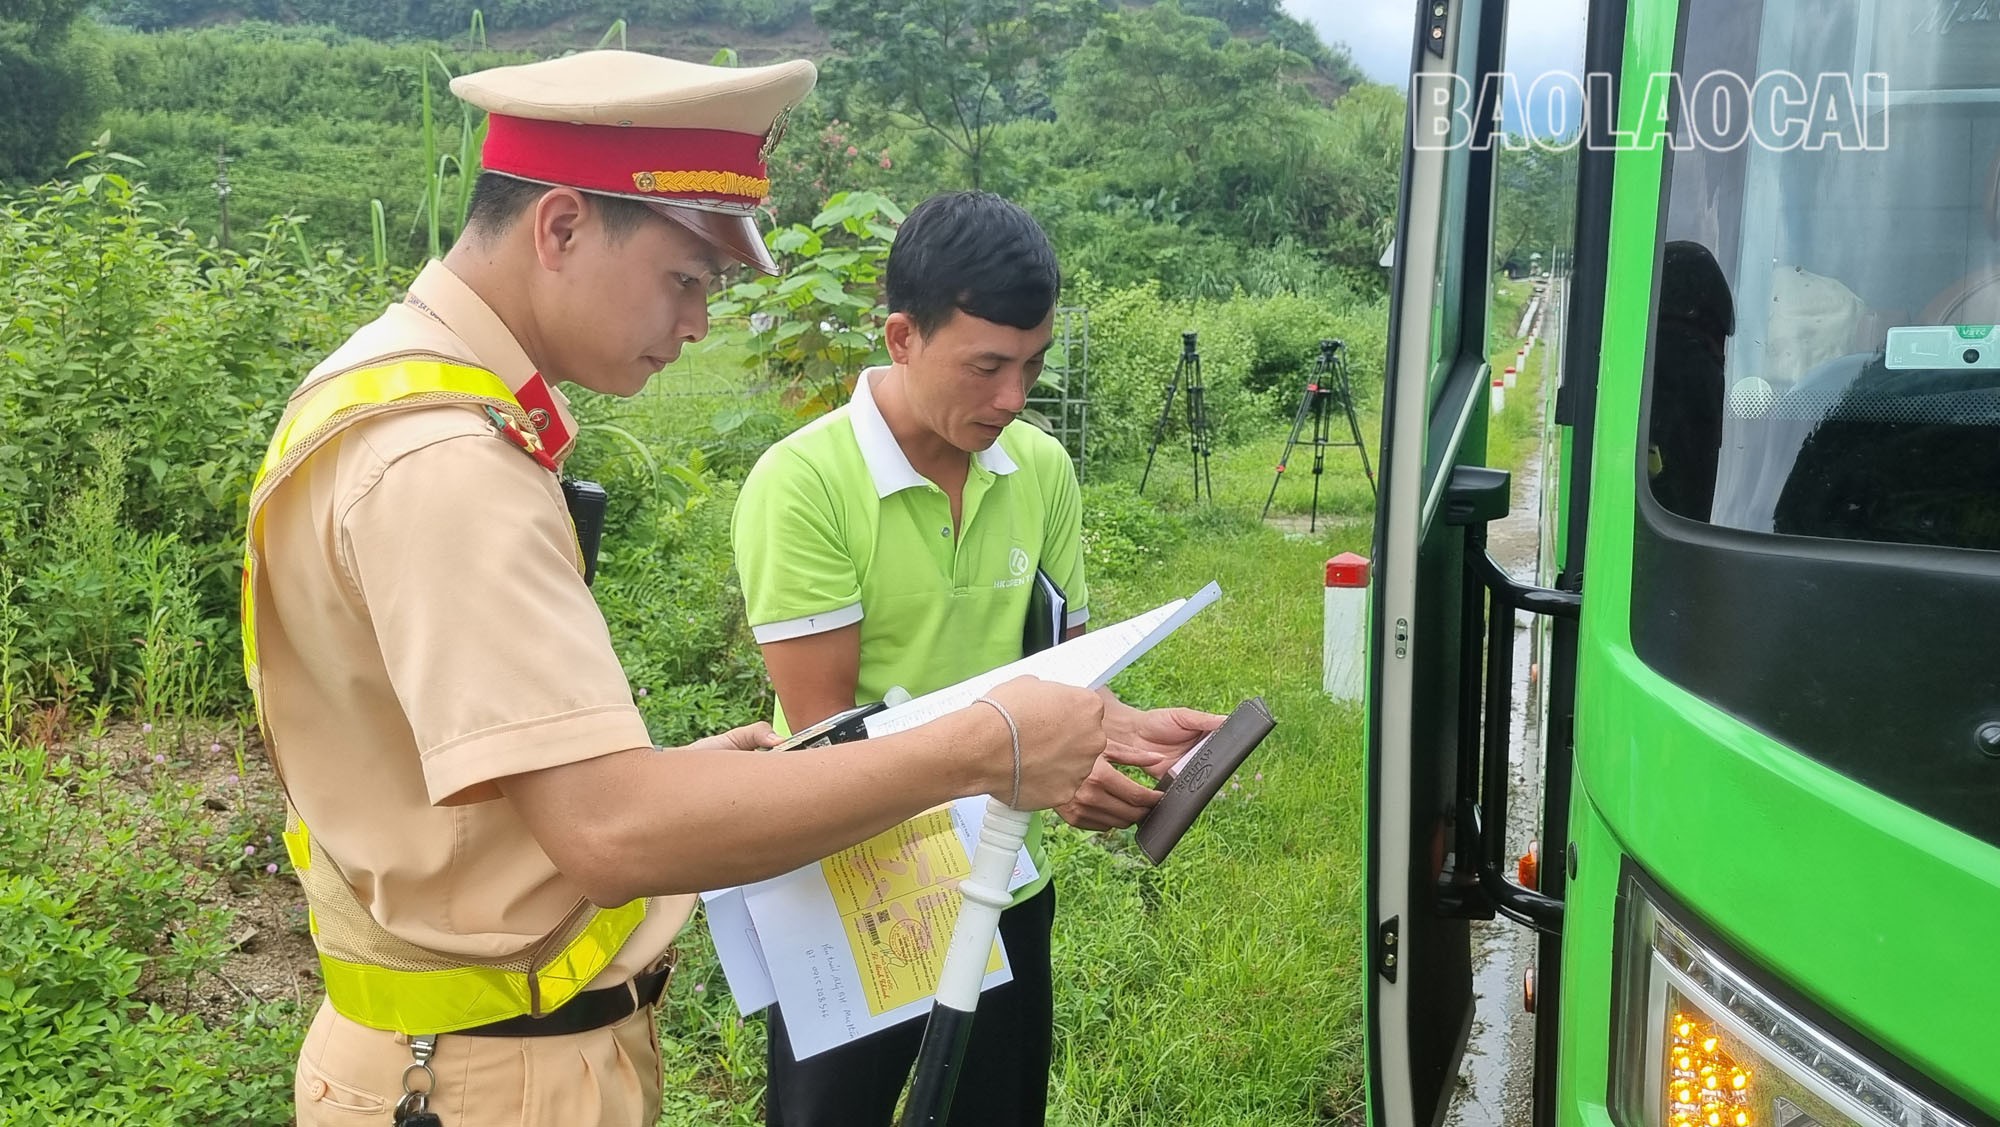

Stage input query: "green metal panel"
[{"left": 1554, "top": 0, "right": 2000, "bottom": 1121}]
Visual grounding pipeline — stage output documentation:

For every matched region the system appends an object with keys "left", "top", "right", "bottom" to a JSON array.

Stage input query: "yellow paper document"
[
  {"left": 822, "top": 811, "right": 1003, "bottom": 1015},
  {"left": 704, "top": 584, "right": 1220, "bottom": 1057}
]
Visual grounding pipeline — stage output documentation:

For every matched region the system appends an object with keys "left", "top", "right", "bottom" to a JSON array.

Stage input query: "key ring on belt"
[{"left": 393, "top": 1033, "right": 439, "bottom": 1123}]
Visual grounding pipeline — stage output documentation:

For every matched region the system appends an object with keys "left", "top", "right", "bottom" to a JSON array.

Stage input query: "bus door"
[{"left": 1362, "top": 0, "right": 1564, "bottom": 1123}]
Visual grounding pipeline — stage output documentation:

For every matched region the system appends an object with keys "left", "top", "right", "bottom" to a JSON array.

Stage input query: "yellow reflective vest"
[{"left": 240, "top": 356, "right": 646, "bottom": 1035}]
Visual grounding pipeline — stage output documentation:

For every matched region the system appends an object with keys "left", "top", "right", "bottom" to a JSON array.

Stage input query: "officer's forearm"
[{"left": 498, "top": 706, "right": 1002, "bottom": 903}]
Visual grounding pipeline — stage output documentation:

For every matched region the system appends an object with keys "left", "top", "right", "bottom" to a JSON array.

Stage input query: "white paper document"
[
  {"left": 861, "top": 581, "right": 1221, "bottom": 738},
  {"left": 699, "top": 584, "right": 1220, "bottom": 1055},
  {"left": 697, "top": 885, "right": 776, "bottom": 1015}
]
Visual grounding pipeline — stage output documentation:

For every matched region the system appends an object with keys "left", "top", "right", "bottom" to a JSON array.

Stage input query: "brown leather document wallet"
[{"left": 1134, "top": 697, "right": 1276, "bottom": 864}]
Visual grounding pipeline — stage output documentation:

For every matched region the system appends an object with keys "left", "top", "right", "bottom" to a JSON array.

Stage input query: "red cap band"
[{"left": 482, "top": 115, "right": 771, "bottom": 209}]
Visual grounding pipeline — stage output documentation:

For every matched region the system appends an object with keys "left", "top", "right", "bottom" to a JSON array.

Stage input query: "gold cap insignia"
[{"left": 758, "top": 103, "right": 797, "bottom": 165}]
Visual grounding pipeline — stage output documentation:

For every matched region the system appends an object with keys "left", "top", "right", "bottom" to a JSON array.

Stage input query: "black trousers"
[{"left": 765, "top": 881, "right": 1055, "bottom": 1127}]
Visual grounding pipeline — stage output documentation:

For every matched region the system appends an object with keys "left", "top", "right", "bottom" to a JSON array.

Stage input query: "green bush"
[
  {"left": 2, "top": 431, "right": 236, "bottom": 723},
  {"left": 96, "top": 0, "right": 814, "bottom": 40},
  {"left": 709, "top": 191, "right": 902, "bottom": 418},
  {"left": 0, "top": 881, "right": 299, "bottom": 1125},
  {"left": 591, "top": 480, "right": 773, "bottom": 746},
  {"left": 1220, "top": 289, "right": 1391, "bottom": 409},
  {"left": 89, "top": 23, "right": 532, "bottom": 255},
  {"left": 0, "top": 874, "right": 216, "bottom": 1121},
  {"left": 0, "top": 3, "right": 114, "bottom": 184},
  {"left": 0, "top": 162, "right": 395, "bottom": 712},
  {"left": 1070, "top": 277, "right": 1389, "bottom": 471},
  {"left": 61, "top": 16, "right": 1401, "bottom": 293},
  {"left": 1071, "top": 277, "right": 1258, "bottom": 470},
  {"left": 0, "top": 154, "right": 774, "bottom": 735},
  {"left": 1081, "top": 480, "right": 1187, "bottom": 583},
  {"left": 0, "top": 728, "right": 229, "bottom": 986},
  {"left": 0, "top": 729, "right": 301, "bottom": 1124}
]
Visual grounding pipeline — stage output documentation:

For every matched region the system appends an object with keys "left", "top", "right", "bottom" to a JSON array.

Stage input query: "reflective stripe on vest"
[{"left": 242, "top": 357, "right": 646, "bottom": 1034}]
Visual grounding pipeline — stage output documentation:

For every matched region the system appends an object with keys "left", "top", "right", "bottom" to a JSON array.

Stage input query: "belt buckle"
[
  {"left": 634, "top": 947, "right": 676, "bottom": 1008},
  {"left": 644, "top": 947, "right": 678, "bottom": 977}
]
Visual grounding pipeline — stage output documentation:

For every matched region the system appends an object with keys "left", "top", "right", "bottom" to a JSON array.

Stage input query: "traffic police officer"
[{"left": 241, "top": 52, "right": 1107, "bottom": 1127}]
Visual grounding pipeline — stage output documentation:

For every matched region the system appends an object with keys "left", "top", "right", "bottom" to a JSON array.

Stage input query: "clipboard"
[
  {"left": 1134, "top": 697, "right": 1276, "bottom": 864},
  {"left": 771, "top": 700, "right": 886, "bottom": 752}
]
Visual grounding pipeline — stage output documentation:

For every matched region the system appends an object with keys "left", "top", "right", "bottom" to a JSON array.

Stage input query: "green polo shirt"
[{"left": 732, "top": 367, "right": 1089, "bottom": 905}]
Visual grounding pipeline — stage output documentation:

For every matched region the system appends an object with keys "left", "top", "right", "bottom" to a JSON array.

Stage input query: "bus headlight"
[{"left": 1610, "top": 873, "right": 1973, "bottom": 1127}]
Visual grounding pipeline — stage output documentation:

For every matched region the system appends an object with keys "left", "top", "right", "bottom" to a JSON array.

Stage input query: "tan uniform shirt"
[{"left": 259, "top": 261, "right": 691, "bottom": 986}]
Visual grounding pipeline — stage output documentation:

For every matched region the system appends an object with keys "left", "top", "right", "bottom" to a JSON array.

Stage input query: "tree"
[
  {"left": 1298, "top": 83, "right": 1405, "bottom": 284},
  {"left": 1180, "top": 0, "right": 1365, "bottom": 89},
  {"left": 812, "top": 0, "right": 1103, "bottom": 189},
  {"left": 1056, "top": 3, "right": 1307, "bottom": 177},
  {"left": 0, "top": 0, "right": 89, "bottom": 46},
  {"left": 0, "top": 0, "right": 108, "bottom": 180},
  {"left": 1049, "top": 8, "right": 1402, "bottom": 287},
  {"left": 1494, "top": 142, "right": 1576, "bottom": 272}
]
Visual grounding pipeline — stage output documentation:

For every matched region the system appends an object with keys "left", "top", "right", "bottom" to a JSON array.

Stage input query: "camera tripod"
[
  {"left": 1261, "top": 339, "right": 1375, "bottom": 532},
  {"left": 1138, "top": 332, "right": 1215, "bottom": 502}
]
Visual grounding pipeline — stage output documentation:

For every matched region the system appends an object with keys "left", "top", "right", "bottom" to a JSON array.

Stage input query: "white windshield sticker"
[{"left": 1884, "top": 325, "right": 2000, "bottom": 370}]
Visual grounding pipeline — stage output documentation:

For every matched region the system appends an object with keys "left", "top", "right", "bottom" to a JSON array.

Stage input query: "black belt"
[{"left": 456, "top": 958, "right": 673, "bottom": 1038}]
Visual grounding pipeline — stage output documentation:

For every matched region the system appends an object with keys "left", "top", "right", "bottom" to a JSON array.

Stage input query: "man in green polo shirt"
[{"left": 731, "top": 191, "right": 1223, "bottom": 1127}]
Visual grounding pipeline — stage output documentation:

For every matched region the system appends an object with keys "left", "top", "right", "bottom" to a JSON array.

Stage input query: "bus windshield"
[{"left": 1647, "top": 0, "right": 2000, "bottom": 551}]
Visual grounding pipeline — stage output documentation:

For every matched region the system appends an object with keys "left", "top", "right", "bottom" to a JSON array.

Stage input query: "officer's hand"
[
  {"left": 1054, "top": 753, "right": 1163, "bottom": 831},
  {"left": 976, "top": 676, "right": 1106, "bottom": 811},
  {"left": 687, "top": 722, "right": 783, "bottom": 752}
]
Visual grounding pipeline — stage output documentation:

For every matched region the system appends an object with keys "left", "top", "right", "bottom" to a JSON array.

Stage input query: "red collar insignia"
[
  {"left": 513, "top": 374, "right": 574, "bottom": 459},
  {"left": 483, "top": 405, "right": 560, "bottom": 474}
]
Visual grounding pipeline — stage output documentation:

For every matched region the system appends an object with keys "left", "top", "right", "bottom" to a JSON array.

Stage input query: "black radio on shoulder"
[{"left": 561, "top": 479, "right": 609, "bottom": 586}]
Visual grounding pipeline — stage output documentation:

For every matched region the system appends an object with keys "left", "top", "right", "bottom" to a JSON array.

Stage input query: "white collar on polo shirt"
[{"left": 848, "top": 367, "right": 1018, "bottom": 499}]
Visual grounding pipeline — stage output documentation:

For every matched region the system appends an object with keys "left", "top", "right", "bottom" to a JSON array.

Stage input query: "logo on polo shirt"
[{"left": 1008, "top": 547, "right": 1031, "bottom": 578}]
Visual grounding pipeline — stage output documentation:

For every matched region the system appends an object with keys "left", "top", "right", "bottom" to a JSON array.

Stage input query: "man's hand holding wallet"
[{"left": 1135, "top": 697, "right": 1278, "bottom": 864}]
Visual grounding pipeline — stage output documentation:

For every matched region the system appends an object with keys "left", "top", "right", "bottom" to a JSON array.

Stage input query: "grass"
[
  {"left": 1106, "top": 413, "right": 1381, "bottom": 527},
  {"left": 1486, "top": 277, "right": 1544, "bottom": 472},
  {"left": 1046, "top": 509, "right": 1374, "bottom": 1126}
]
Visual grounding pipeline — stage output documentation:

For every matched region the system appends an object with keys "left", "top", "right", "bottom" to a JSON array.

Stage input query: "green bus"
[{"left": 1365, "top": 1, "right": 2000, "bottom": 1126}]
